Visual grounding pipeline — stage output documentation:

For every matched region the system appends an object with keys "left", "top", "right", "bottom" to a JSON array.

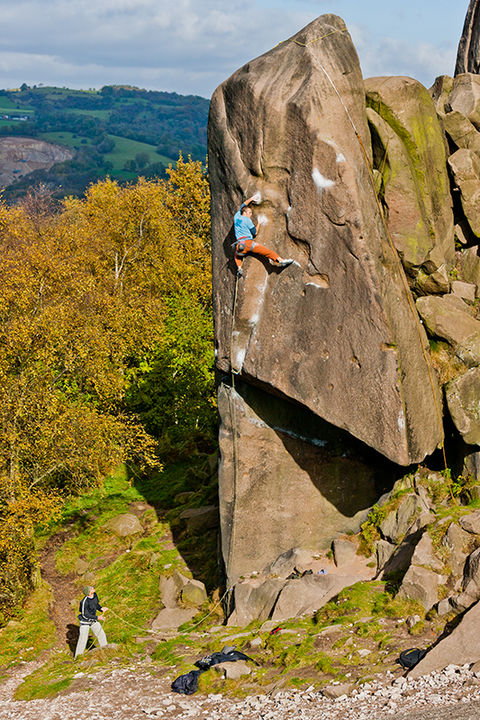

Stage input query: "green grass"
[
  {"left": 38, "top": 131, "right": 90, "bottom": 149},
  {"left": 63, "top": 108, "right": 111, "bottom": 120},
  {"left": 0, "top": 96, "right": 20, "bottom": 109},
  {"left": 0, "top": 581, "right": 56, "bottom": 669},
  {"left": 0, "top": 107, "right": 34, "bottom": 115},
  {"left": 105, "top": 134, "right": 172, "bottom": 170}
]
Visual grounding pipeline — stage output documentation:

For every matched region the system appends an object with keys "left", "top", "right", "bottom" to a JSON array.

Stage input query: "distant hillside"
[{"left": 0, "top": 84, "right": 209, "bottom": 199}]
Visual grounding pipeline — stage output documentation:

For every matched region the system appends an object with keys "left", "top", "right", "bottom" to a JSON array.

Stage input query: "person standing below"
[
  {"left": 233, "top": 194, "right": 293, "bottom": 276},
  {"left": 74, "top": 585, "right": 109, "bottom": 658}
]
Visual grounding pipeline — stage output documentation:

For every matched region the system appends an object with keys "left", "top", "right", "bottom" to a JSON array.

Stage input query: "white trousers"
[{"left": 74, "top": 621, "right": 107, "bottom": 657}]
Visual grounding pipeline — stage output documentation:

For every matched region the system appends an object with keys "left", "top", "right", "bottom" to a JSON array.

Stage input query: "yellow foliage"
[{"left": 0, "top": 159, "right": 212, "bottom": 620}]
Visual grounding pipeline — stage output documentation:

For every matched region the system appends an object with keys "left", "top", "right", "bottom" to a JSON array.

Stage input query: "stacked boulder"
[{"left": 208, "top": 12, "right": 480, "bottom": 623}]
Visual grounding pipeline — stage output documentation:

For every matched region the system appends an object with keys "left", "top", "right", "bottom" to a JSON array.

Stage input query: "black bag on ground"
[
  {"left": 195, "top": 650, "right": 253, "bottom": 670},
  {"left": 171, "top": 648, "right": 256, "bottom": 695},
  {"left": 398, "top": 647, "right": 427, "bottom": 669},
  {"left": 171, "top": 669, "right": 203, "bottom": 695}
]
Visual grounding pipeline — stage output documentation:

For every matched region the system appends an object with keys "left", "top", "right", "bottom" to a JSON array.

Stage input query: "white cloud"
[
  {"left": 0, "top": 1, "right": 463, "bottom": 96},
  {"left": 351, "top": 23, "right": 457, "bottom": 87},
  {"left": 0, "top": 0, "right": 315, "bottom": 96}
]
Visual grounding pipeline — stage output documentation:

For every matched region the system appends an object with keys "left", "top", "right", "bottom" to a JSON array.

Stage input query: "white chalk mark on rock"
[{"left": 312, "top": 168, "right": 335, "bottom": 191}]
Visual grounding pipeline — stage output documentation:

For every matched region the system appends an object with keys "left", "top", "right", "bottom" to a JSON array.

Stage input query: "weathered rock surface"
[
  {"left": 263, "top": 547, "right": 317, "bottom": 579},
  {"left": 416, "top": 294, "right": 480, "bottom": 365},
  {"left": 446, "top": 367, "right": 480, "bottom": 444},
  {"left": 409, "top": 532, "right": 443, "bottom": 572},
  {"left": 150, "top": 607, "right": 197, "bottom": 631},
  {"left": 443, "top": 522, "right": 472, "bottom": 578},
  {"left": 332, "top": 538, "right": 358, "bottom": 567},
  {"left": 379, "top": 494, "right": 424, "bottom": 544},
  {"left": 218, "top": 382, "right": 378, "bottom": 583},
  {"left": 365, "top": 76, "right": 454, "bottom": 274},
  {"left": 398, "top": 564, "right": 443, "bottom": 610},
  {"left": 409, "top": 600, "right": 480, "bottom": 677},
  {"left": 457, "top": 246, "right": 480, "bottom": 295},
  {"left": 178, "top": 506, "right": 219, "bottom": 532},
  {"left": 321, "top": 682, "right": 354, "bottom": 699},
  {"left": 209, "top": 14, "right": 443, "bottom": 468},
  {"left": 213, "top": 660, "right": 251, "bottom": 679},
  {"left": 159, "top": 571, "right": 207, "bottom": 609},
  {"left": 456, "top": 2, "right": 480, "bottom": 76},
  {"left": 270, "top": 573, "right": 364, "bottom": 622},
  {"left": 449, "top": 73, "right": 480, "bottom": 127},
  {"left": 0, "top": 136, "right": 74, "bottom": 188},
  {"left": 442, "top": 110, "right": 480, "bottom": 154},
  {"left": 461, "top": 547, "right": 480, "bottom": 600},
  {"left": 451, "top": 280, "right": 476, "bottom": 302},
  {"left": 227, "top": 578, "right": 286, "bottom": 626},
  {"left": 448, "top": 148, "right": 480, "bottom": 236},
  {"left": 460, "top": 510, "right": 480, "bottom": 534},
  {"left": 104, "top": 513, "right": 143, "bottom": 537}
]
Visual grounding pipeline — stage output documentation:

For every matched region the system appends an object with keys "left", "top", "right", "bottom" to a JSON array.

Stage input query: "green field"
[
  {"left": 0, "top": 96, "right": 22, "bottom": 109},
  {"left": 63, "top": 108, "right": 111, "bottom": 120},
  {"left": 105, "top": 134, "right": 173, "bottom": 170},
  {"left": 0, "top": 106, "right": 34, "bottom": 115},
  {"left": 39, "top": 131, "right": 90, "bottom": 149}
]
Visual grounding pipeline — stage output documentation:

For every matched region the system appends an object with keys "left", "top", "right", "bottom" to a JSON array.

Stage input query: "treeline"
[
  {"left": 0, "top": 159, "right": 215, "bottom": 623},
  {"left": 0, "top": 85, "right": 208, "bottom": 158}
]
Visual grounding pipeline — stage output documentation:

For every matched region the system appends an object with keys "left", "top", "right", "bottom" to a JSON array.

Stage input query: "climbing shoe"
[{"left": 276, "top": 258, "right": 294, "bottom": 267}]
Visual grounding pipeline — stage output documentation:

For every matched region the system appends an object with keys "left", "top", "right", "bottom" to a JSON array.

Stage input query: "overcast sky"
[{"left": 0, "top": 1, "right": 471, "bottom": 98}]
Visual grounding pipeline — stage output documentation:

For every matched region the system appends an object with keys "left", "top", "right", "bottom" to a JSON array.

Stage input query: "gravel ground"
[{"left": 1, "top": 662, "right": 480, "bottom": 720}]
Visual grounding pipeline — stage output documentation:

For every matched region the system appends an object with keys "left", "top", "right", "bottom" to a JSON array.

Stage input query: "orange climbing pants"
[{"left": 234, "top": 237, "right": 281, "bottom": 269}]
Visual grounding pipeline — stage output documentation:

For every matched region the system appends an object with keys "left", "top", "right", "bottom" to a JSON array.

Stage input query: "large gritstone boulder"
[
  {"left": 448, "top": 148, "right": 480, "bottom": 236},
  {"left": 365, "top": 76, "right": 454, "bottom": 276},
  {"left": 409, "top": 600, "right": 480, "bottom": 678},
  {"left": 209, "top": 14, "right": 443, "bottom": 469},
  {"left": 218, "top": 382, "right": 378, "bottom": 584},
  {"left": 446, "top": 367, "right": 480, "bottom": 445},
  {"left": 456, "top": 1, "right": 480, "bottom": 76}
]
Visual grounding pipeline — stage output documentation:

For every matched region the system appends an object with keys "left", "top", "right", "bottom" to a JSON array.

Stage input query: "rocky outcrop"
[
  {"left": 456, "top": 1, "right": 480, "bottom": 75},
  {"left": 409, "top": 600, "right": 480, "bottom": 678},
  {"left": 416, "top": 294, "right": 480, "bottom": 366},
  {"left": 104, "top": 513, "right": 143, "bottom": 537},
  {"left": 365, "top": 76, "right": 454, "bottom": 277},
  {"left": 446, "top": 367, "right": 480, "bottom": 444},
  {"left": 227, "top": 543, "right": 374, "bottom": 625},
  {"left": 209, "top": 9, "right": 480, "bottom": 625},
  {"left": 209, "top": 14, "right": 443, "bottom": 472},
  {"left": 448, "top": 148, "right": 480, "bottom": 236},
  {"left": 218, "top": 382, "right": 377, "bottom": 583},
  {"left": 152, "top": 570, "right": 207, "bottom": 630},
  {"left": 0, "top": 137, "right": 74, "bottom": 188}
]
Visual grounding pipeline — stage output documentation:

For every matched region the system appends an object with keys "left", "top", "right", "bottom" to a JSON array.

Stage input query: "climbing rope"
[
  {"left": 104, "top": 584, "right": 234, "bottom": 639},
  {"left": 225, "top": 272, "right": 241, "bottom": 614}
]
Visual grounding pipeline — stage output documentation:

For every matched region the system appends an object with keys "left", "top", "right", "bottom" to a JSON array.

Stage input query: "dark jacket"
[{"left": 78, "top": 593, "right": 102, "bottom": 624}]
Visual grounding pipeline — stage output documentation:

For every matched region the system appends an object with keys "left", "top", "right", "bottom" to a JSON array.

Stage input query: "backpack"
[{"left": 398, "top": 647, "right": 427, "bottom": 669}]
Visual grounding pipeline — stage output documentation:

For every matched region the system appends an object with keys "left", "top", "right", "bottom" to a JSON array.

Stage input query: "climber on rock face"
[{"left": 232, "top": 194, "right": 293, "bottom": 277}]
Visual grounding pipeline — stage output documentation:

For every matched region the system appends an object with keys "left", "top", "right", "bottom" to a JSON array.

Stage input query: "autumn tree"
[{"left": 0, "top": 158, "right": 214, "bottom": 620}]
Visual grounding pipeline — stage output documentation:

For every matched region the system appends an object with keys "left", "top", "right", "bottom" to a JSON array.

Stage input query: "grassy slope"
[
  {"left": 2, "top": 457, "right": 454, "bottom": 703},
  {"left": 105, "top": 135, "right": 172, "bottom": 169}
]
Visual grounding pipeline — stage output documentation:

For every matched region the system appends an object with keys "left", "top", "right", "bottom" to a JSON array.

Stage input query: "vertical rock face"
[
  {"left": 209, "top": 14, "right": 443, "bottom": 468},
  {"left": 456, "top": 0, "right": 480, "bottom": 76},
  {"left": 365, "top": 76, "right": 454, "bottom": 277},
  {"left": 218, "top": 382, "right": 379, "bottom": 583}
]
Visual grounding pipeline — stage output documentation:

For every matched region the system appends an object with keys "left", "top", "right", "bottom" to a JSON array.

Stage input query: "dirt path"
[{"left": 40, "top": 530, "right": 79, "bottom": 652}]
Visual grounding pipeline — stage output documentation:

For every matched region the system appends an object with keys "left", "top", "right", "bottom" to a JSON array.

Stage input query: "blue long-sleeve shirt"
[{"left": 233, "top": 204, "right": 257, "bottom": 241}]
